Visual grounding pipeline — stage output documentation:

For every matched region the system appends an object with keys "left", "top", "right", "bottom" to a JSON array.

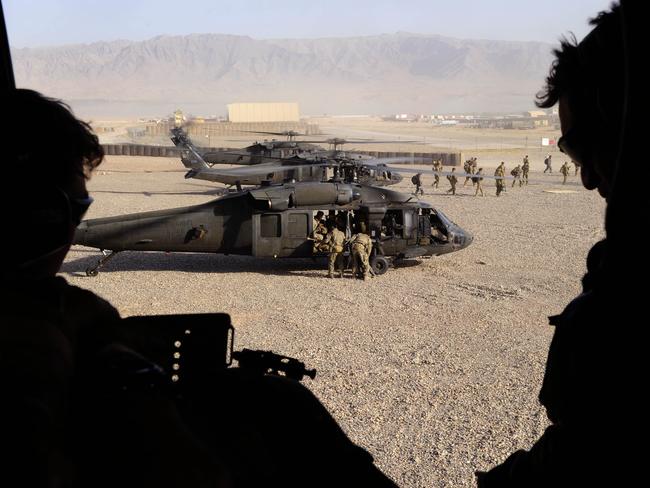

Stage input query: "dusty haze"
[{"left": 12, "top": 33, "right": 554, "bottom": 118}]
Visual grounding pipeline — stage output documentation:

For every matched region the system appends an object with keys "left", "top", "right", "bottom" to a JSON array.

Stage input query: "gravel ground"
[{"left": 62, "top": 155, "right": 605, "bottom": 487}]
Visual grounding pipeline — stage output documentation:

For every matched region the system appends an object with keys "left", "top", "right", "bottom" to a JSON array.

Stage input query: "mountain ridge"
[{"left": 11, "top": 32, "right": 555, "bottom": 117}]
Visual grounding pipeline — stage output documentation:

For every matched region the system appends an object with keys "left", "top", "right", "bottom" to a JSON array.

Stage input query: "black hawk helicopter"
[
  {"left": 191, "top": 129, "right": 323, "bottom": 165},
  {"left": 170, "top": 126, "right": 407, "bottom": 189},
  {"left": 75, "top": 167, "right": 473, "bottom": 276}
]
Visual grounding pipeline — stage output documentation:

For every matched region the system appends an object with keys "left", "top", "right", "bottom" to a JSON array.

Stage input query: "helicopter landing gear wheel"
[
  {"left": 85, "top": 267, "right": 99, "bottom": 277},
  {"left": 370, "top": 255, "right": 391, "bottom": 276}
]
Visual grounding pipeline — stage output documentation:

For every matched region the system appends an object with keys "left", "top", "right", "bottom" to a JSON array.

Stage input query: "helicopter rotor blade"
[{"left": 198, "top": 156, "right": 428, "bottom": 179}]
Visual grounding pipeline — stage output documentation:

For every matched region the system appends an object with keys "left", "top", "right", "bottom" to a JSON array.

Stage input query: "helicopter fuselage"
[{"left": 74, "top": 182, "right": 472, "bottom": 274}]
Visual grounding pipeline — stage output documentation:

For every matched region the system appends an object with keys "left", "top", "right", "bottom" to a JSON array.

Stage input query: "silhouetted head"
[
  {"left": 2, "top": 89, "right": 104, "bottom": 279},
  {"left": 315, "top": 211, "right": 324, "bottom": 219},
  {"left": 538, "top": 3, "right": 624, "bottom": 199}
]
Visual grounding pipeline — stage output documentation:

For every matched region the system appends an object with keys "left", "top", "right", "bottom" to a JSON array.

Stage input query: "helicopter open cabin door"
[{"left": 252, "top": 213, "right": 283, "bottom": 257}]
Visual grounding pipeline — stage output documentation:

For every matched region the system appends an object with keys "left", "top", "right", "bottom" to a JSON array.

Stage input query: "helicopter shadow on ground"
[
  {"left": 393, "top": 259, "right": 421, "bottom": 269},
  {"left": 61, "top": 250, "right": 328, "bottom": 277}
]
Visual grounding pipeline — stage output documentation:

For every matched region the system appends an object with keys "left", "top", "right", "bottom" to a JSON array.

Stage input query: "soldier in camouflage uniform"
[
  {"left": 311, "top": 211, "right": 328, "bottom": 252},
  {"left": 560, "top": 161, "right": 570, "bottom": 184},
  {"left": 473, "top": 168, "right": 485, "bottom": 196},
  {"left": 573, "top": 160, "right": 579, "bottom": 176},
  {"left": 323, "top": 221, "right": 346, "bottom": 278},
  {"left": 412, "top": 173, "right": 424, "bottom": 195},
  {"left": 510, "top": 164, "right": 523, "bottom": 187},
  {"left": 432, "top": 160, "right": 441, "bottom": 188},
  {"left": 543, "top": 154, "right": 553, "bottom": 173},
  {"left": 446, "top": 167, "right": 458, "bottom": 195},
  {"left": 463, "top": 159, "right": 475, "bottom": 186},
  {"left": 349, "top": 223, "right": 373, "bottom": 280},
  {"left": 522, "top": 157, "right": 530, "bottom": 185},
  {"left": 495, "top": 162, "right": 506, "bottom": 197}
]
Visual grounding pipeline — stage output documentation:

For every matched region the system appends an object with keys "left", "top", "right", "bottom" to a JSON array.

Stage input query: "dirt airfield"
[{"left": 63, "top": 149, "right": 605, "bottom": 486}]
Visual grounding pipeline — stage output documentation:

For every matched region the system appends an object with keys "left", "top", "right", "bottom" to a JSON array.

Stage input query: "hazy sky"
[{"left": 5, "top": 0, "right": 614, "bottom": 48}]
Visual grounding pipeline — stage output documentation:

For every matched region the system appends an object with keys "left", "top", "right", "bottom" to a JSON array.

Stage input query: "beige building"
[{"left": 227, "top": 102, "right": 300, "bottom": 123}]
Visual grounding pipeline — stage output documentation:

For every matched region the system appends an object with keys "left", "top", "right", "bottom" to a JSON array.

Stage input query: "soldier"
[
  {"left": 522, "top": 157, "right": 530, "bottom": 185},
  {"left": 446, "top": 167, "right": 458, "bottom": 195},
  {"left": 0, "top": 89, "right": 231, "bottom": 486},
  {"left": 431, "top": 160, "right": 441, "bottom": 188},
  {"left": 560, "top": 161, "right": 570, "bottom": 184},
  {"left": 412, "top": 172, "right": 424, "bottom": 195},
  {"left": 349, "top": 223, "right": 373, "bottom": 280},
  {"left": 510, "top": 164, "right": 523, "bottom": 187},
  {"left": 573, "top": 160, "right": 580, "bottom": 176},
  {"left": 477, "top": 4, "right": 642, "bottom": 486},
  {"left": 311, "top": 210, "right": 328, "bottom": 252},
  {"left": 472, "top": 168, "right": 484, "bottom": 196},
  {"left": 471, "top": 157, "right": 478, "bottom": 174},
  {"left": 543, "top": 153, "right": 553, "bottom": 173},
  {"left": 463, "top": 158, "right": 474, "bottom": 186},
  {"left": 494, "top": 161, "right": 506, "bottom": 196},
  {"left": 323, "top": 221, "right": 345, "bottom": 278}
]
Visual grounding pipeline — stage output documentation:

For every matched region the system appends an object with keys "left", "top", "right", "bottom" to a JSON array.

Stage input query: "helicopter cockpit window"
[
  {"left": 260, "top": 214, "right": 281, "bottom": 238},
  {"left": 429, "top": 211, "right": 449, "bottom": 242}
]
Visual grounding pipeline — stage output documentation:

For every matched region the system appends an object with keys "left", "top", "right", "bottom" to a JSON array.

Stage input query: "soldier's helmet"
[{"left": 315, "top": 211, "right": 324, "bottom": 219}]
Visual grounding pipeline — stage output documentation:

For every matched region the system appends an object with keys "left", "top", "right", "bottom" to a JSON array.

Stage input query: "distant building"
[
  {"left": 227, "top": 102, "right": 300, "bottom": 123},
  {"left": 174, "top": 109, "right": 185, "bottom": 127}
]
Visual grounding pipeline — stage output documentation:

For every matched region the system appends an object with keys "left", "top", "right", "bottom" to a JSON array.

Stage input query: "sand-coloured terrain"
[{"left": 63, "top": 151, "right": 604, "bottom": 487}]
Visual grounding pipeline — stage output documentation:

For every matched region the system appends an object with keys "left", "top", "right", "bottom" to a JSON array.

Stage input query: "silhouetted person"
[
  {"left": 476, "top": 3, "right": 639, "bottom": 486},
  {"left": 0, "top": 89, "right": 230, "bottom": 487}
]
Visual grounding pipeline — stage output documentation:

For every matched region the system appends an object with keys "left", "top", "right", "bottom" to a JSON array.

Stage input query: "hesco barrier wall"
[
  {"left": 101, "top": 144, "right": 462, "bottom": 166},
  {"left": 144, "top": 120, "right": 320, "bottom": 137}
]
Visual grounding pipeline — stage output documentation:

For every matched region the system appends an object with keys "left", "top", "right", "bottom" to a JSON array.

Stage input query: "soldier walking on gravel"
[
  {"left": 412, "top": 173, "right": 424, "bottom": 195},
  {"left": 543, "top": 154, "right": 553, "bottom": 173},
  {"left": 463, "top": 158, "right": 475, "bottom": 186},
  {"left": 473, "top": 168, "right": 485, "bottom": 196},
  {"left": 560, "top": 161, "right": 571, "bottom": 184},
  {"left": 432, "top": 160, "right": 441, "bottom": 188},
  {"left": 446, "top": 168, "right": 458, "bottom": 195},
  {"left": 510, "top": 164, "right": 523, "bottom": 187},
  {"left": 522, "top": 157, "right": 530, "bottom": 185},
  {"left": 494, "top": 162, "right": 506, "bottom": 196}
]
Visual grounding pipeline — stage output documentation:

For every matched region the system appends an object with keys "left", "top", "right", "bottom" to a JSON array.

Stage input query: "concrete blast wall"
[{"left": 101, "top": 144, "right": 461, "bottom": 166}]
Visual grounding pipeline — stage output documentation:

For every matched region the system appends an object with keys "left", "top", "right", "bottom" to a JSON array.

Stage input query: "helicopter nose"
[
  {"left": 449, "top": 227, "right": 473, "bottom": 249},
  {"left": 461, "top": 230, "right": 474, "bottom": 248}
]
